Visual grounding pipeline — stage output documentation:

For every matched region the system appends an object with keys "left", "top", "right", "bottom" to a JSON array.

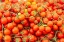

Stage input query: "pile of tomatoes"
[{"left": 0, "top": 0, "right": 64, "bottom": 42}]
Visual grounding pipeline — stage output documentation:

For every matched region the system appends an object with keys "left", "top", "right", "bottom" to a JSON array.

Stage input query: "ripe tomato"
[
  {"left": 57, "top": 9, "right": 62, "bottom": 15},
  {"left": 30, "top": 23, "right": 35, "bottom": 28},
  {"left": 12, "top": 27, "right": 19, "bottom": 34},
  {"left": 21, "top": 30, "right": 28, "bottom": 36},
  {"left": 60, "top": 38, "right": 64, "bottom": 42},
  {"left": 4, "top": 11, "right": 11, "bottom": 17},
  {"left": 36, "top": 17, "right": 40, "bottom": 22},
  {"left": 43, "top": 18, "right": 49, "bottom": 24},
  {"left": 39, "top": 26, "right": 45, "bottom": 32},
  {"left": 53, "top": 25, "right": 58, "bottom": 31},
  {"left": 57, "top": 20, "right": 62, "bottom": 27},
  {"left": 33, "top": 25, "right": 39, "bottom": 31},
  {"left": 57, "top": 32, "right": 64, "bottom": 39},
  {"left": 42, "top": 39, "right": 49, "bottom": 42},
  {"left": 4, "top": 35, "right": 11, "bottom": 42},
  {"left": 45, "top": 26, "right": 51, "bottom": 33},
  {"left": 1, "top": 17, "right": 7, "bottom": 24},
  {"left": 17, "top": 24, "right": 23, "bottom": 30},
  {"left": 35, "top": 30, "right": 42, "bottom": 36},
  {"left": 47, "top": 14, "right": 52, "bottom": 20},
  {"left": 18, "top": 14, "right": 25, "bottom": 21},
  {"left": 29, "top": 28, "right": 34, "bottom": 34},
  {"left": 53, "top": 13, "right": 58, "bottom": 20},
  {"left": 47, "top": 21, "right": 53, "bottom": 27},
  {"left": 40, "top": 12, "right": 46, "bottom": 18},
  {"left": 0, "top": 12, "right": 2, "bottom": 18},
  {"left": 27, "top": 8, "right": 32, "bottom": 13},
  {"left": 7, "top": 17, "right": 12, "bottom": 23},
  {"left": 4, "top": 29, "right": 11, "bottom": 35},
  {"left": 29, "top": 16, "right": 35, "bottom": 23},
  {"left": 14, "top": 17, "right": 20, "bottom": 23},
  {"left": 7, "top": 23, "right": 14, "bottom": 30}
]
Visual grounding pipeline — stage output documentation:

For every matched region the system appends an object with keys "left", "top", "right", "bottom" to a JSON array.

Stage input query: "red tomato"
[
  {"left": 30, "top": 23, "right": 35, "bottom": 28},
  {"left": 33, "top": 25, "right": 39, "bottom": 31},
  {"left": 17, "top": 24, "right": 23, "bottom": 30},
  {"left": 47, "top": 14, "right": 52, "bottom": 20},
  {"left": 47, "top": 21, "right": 53, "bottom": 27},
  {"left": 39, "top": 26, "right": 45, "bottom": 32},
  {"left": 57, "top": 20, "right": 62, "bottom": 27},
  {"left": 53, "top": 25, "right": 58, "bottom": 31},
  {"left": 14, "top": 17, "right": 20, "bottom": 23},
  {"left": 43, "top": 18, "right": 49, "bottom": 24},
  {"left": 7, "top": 17, "right": 12, "bottom": 23},
  {"left": 1, "top": 17, "right": 7, "bottom": 24},
  {"left": 29, "top": 28, "right": 34, "bottom": 34}
]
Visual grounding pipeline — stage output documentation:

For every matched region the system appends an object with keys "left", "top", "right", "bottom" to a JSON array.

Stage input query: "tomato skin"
[
  {"left": 4, "top": 29, "right": 11, "bottom": 35},
  {"left": 12, "top": 27, "right": 19, "bottom": 34},
  {"left": 0, "top": 32, "right": 3, "bottom": 40},
  {"left": 57, "top": 20, "right": 62, "bottom": 27},
  {"left": 47, "top": 14, "right": 52, "bottom": 20},
  {"left": 57, "top": 32, "right": 64, "bottom": 39},
  {"left": 17, "top": 24, "right": 23, "bottom": 30},
  {"left": 45, "top": 26, "right": 51, "bottom": 33},
  {"left": 33, "top": 25, "right": 39, "bottom": 31},
  {"left": 47, "top": 21, "right": 53, "bottom": 27},
  {"left": 42, "top": 39, "right": 49, "bottom": 42},
  {"left": 39, "top": 26, "right": 45, "bottom": 32},
  {"left": 29, "top": 28, "right": 34, "bottom": 34},
  {"left": 0, "top": 24, "right": 2, "bottom": 31},
  {"left": 7, "top": 17, "right": 12, "bottom": 23},
  {"left": 7, "top": 23, "right": 14, "bottom": 30},
  {"left": 36, "top": 17, "right": 40, "bottom": 22},
  {"left": 14, "top": 17, "right": 20, "bottom": 24},
  {"left": 30, "top": 23, "right": 35, "bottom": 28},
  {"left": 53, "top": 13, "right": 58, "bottom": 20},
  {"left": 60, "top": 38, "right": 64, "bottom": 42},
  {"left": 43, "top": 18, "right": 49, "bottom": 24},
  {"left": 27, "top": 8, "right": 32, "bottom": 13},
  {"left": 35, "top": 30, "right": 42, "bottom": 36},
  {"left": 53, "top": 25, "right": 58, "bottom": 31},
  {"left": 40, "top": 12, "right": 46, "bottom": 18},
  {"left": 29, "top": 16, "right": 35, "bottom": 23},
  {"left": 1, "top": 17, "right": 8, "bottom": 24}
]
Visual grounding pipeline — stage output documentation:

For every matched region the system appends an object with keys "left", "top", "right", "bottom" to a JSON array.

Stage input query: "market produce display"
[{"left": 0, "top": 0, "right": 64, "bottom": 42}]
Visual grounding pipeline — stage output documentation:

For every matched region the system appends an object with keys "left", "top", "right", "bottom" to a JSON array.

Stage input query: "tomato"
[
  {"left": 45, "top": 26, "right": 51, "bottom": 33},
  {"left": 7, "top": 23, "right": 14, "bottom": 30},
  {"left": 30, "top": 23, "right": 35, "bottom": 28},
  {"left": 29, "top": 16, "right": 35, "bottom": 23},
  {"left": 47, "top": 14, "right": 53, "bottom": 20},
  {"left": 36, "top": 17, "right": 40, "bottom": 22},
  {"left": 0, "top": 24, "right": 2, "bottom": 31},
  {"left": 42, "top": 39, "right": 49, "bottom": 42},
  {"left": 47, "top": 21, "right": 53, "bottom": 27},
  {"left": 14, "top": 17, "right": 20, "bottom": 23},
  {"left": 33, "top": 25, "right": 39, "bottom": 31},
  {"left": 21, "top": 30, "right": 28, "bottom": 36},
  {"left": 57, "top": 9, "right": 62, "bottom": 15},
  {"left": 0, "top": 32, "right": 3, "bottom": 40},
  {"left": 1, "top": 17, "right": 7, "bottom": 24},
  {"left": 17, "top": 24, "right": 23, "bottom": 30},
  {"left": 39, "top": 26, "right": 45, "bottom": 32},
  {"left": 4, "top": 29, "right": 11, "bottom": 35},
  {"left": 53, "top": 13, "right": 59, "bottom": 20},
  {"left": 7, "top": 17, "right": 12, "bottom": 23},
  {"left": 4, "top": 11, "right": 11, "bottom": 17},
  {"left": 29, "top": 28, "right": 34, "bottom": 34},
  {"left": 0, "top": 12, "right": 2, "bottom": 18},
  {"left": 43, "top": 18, "right": 49, "bottom": 24},
  {"left": 18, "top": 14, "right": 25, "bottom": 21},
  {"left": 60, "top": 38, "right": 64, "bottom": 42},
  {"left": 40, "top": 12, "right": 46, "bottom": 18},
  {"left": 4, "top": 35, "right": 11, "bottom": 42},
  {"left": 57, "top": 20, "right": 62, "bottom": 27},
  {"left": 12, "top": 27, "right": 19, "bottom": 34},
  {"left": 53, "top": 25, "right": 58, "bottom": 31},
  {"left": 47, "top": 33, "right": 54, "bottom": 40},
  {"left": 48, "top": 0, "right": 54, "bottom": 4},
  {"left": 27, "top": 8, "right": 32, "bottom": 13},
  {"left": 35, "top": 30, "right": 42, "bottom": 36},
  {"left": 57, "top": 32, "right": 64, "bottom": 39}
]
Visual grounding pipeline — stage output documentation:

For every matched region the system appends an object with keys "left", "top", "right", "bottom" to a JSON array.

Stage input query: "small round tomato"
[
  {"left": 4, "top": 35, "right": 11, "bottom": 42},
  {"left": 17, "top": 24, "right": 23, "bottom": 30},
  {"left": 36, "top": 17, "right": 40, "bottom": 22},
  {"left": 33, "top": 25, "right": 39, "bottom": 31},
  {"left": 4, "top": 11, "right": 10, "bottom": 17},
  {"left": 57, "top": 32, "right": 64, "bottom": 39},
  {"left": 35, "top": 30, "right": 42, "bottom": 36},
  {"left": 60, "top": 38, "right": 64, "bottom": 42},
  {"left": 27, "top": 8, "right": 32, "bottom": 13},
  {"left": 39, "top": 26, "right": 45, "bottom": 32},
  {"left": 21, "top": 30, "right": 28, "bottom": 36},
  {"left": 42, "top": 39, "right": 49, "bottom": 42},
  {"left": 30, "top": 23, "right": 35, "bottom": 28},
  {"left": 47, "top": 14, "right": 52, "bottom": 20},
  {"left": 47, "top": 21, "right": 53, "bottom": 27},
  {"left": 7, "top": 17, "right": 12, "bottom": 23},
  {"left": 1, "top": 17, "right": 7, "bottom": 24},
  {"left": 18, "top": 14, "right": 25, "bottom": 21},
  {"left": 7, "top": 23, "right": 14, "bottom": 30},
  {"left": 53, "top": 13, "right": 58, "bottom": 20},
  {"left": 57, "top": 20, "right": 62, "bottom": 27},
  {"left": 40, "top": 12, "right": 46, "bottom": 18},
  {"left": 29, "top": 16, "right": 35, "bottom": 23},
  {"left": 0, "top": 32, "right": 3, "bottom": 40},
  {"left": 43, "top": 18, "right": 49, "bottom": 24},
  {"left": 29, "top": 28, "right": 34, "bottom": 34},
  {"left": 53, "top": 25, "right": 58, "bottom": 31},
  {"left": 14, "top": 17, "right": 20, "bottom": 23},
  {"left": 4, "top": 29, "right": 11, "bottom": 35},
  {"left": 45, "top": 26, "right": 51, "bottom": 33},
  {"left": 57, "top": 9, "right": 62, "bottom": 15}
]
